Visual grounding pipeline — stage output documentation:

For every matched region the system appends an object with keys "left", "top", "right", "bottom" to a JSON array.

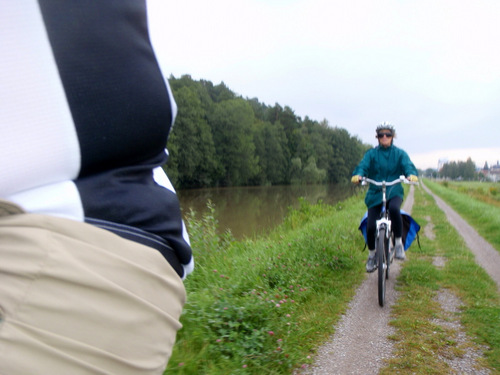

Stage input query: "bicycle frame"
[{"left": 362, "top": 175, "right": 408, "bottom": 307}]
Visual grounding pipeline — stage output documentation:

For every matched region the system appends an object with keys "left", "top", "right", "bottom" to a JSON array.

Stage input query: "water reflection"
[{"left": 177, "top": 184, "right": 352, "bottom": 239}]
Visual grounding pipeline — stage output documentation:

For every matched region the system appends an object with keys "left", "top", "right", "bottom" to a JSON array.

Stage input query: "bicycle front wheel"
[{"left": 377, "top": 227, "right": 387, "bottom": 307}]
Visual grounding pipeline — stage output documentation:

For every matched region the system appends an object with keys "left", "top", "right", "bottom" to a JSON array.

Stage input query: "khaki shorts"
[{"left": 0, "top": 200, "right": 186, "bottom": 375}]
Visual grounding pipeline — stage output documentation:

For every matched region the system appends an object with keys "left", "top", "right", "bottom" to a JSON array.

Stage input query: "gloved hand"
[
  {"left": 351, "top": 175, "right": 362, "bottom": 184},
  {"left": 408, "top": 175, "right": 418, "bottom": 182}
]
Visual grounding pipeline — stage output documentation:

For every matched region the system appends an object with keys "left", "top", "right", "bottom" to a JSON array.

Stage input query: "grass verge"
[
  {"left": 165, "top": 197, "right": 369, "bottom": 374},
  {"left": 380, "top": 181, "right": 500, "bottom": 373},
  {"left": 424, "top": 179, "right": 500, "bottom": 252},
  {"left": 164, "top": 180, "right": 500, "bottom": 374}
]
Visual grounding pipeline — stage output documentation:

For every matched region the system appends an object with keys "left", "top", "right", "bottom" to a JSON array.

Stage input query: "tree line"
[
  {"left": 164, "top": 75, "right": 369, "bottom": 189},
  {"left": 423, "top": 157, "right": 479, "bottom": 180}
]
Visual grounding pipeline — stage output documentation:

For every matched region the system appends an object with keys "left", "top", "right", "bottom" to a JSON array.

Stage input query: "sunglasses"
[{"left": 377, "top": 133, "right": 393, "bottom": 138}]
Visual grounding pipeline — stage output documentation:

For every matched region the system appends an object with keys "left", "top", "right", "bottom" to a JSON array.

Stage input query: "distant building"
[{"left": 481, "top": 161, "right": 500, "bottom": 182}]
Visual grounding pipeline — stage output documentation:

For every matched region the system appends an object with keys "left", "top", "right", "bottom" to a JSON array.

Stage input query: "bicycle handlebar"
[{"left": 361, "top": 175, "right": 412, "bottom": 187}]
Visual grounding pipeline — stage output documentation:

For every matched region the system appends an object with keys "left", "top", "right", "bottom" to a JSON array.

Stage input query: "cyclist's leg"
[
  {"left": 367, "top": 204, "right": 383, "bottom": 249},
  {"left": 388, "top": 197, "right": 405, "bottom": 259},
  {"left": 366, "top": 204, "right": 382, "bottom": 272},
  {"left": 388, "top": 196, "right": 403, "bottom": 237}
]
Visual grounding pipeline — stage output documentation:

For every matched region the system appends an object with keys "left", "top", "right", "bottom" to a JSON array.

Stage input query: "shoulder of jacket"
[
  {"left": 395, "top": 146, "right": 411, "bottom": 157},
  {"left": 390, "top": 145, "right": 405, "bottom": 155}
]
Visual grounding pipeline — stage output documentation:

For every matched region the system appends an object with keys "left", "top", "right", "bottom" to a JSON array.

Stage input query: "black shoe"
[{"left": 366, "top": 256, "right": 377, "bottom": 273}]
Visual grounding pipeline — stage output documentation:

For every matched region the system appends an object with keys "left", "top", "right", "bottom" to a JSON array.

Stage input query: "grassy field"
[
  {"left": 424, "top": 179, "right": 500, "bottom": 252},
  {"left": 435, "top": 180, "right": 500, "bottom": 208},
  {"left": 164, "top": 180, "right": 500, "bottom": 374},
  {"left": 381, "top": 180, "right": 500, "bottom": 373},
  {"left": 165, "top": 197, "right": 369, "bottom": 374}
]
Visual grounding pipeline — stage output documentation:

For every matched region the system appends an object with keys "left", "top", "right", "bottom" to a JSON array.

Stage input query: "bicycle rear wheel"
[{"left": 377, "top": 227, "right": 387, "bottom": 307}]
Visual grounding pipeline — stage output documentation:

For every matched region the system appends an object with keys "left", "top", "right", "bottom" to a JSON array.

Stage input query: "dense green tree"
[
  {"left": 439, "top": 158, "right": 479, "bottom": 180},
  {"left": 302, "top": 156, "right": 327, "bottom": 184},
  {"left": 204, "top": 81, "right": 236, "bottom": 103},
  {"left": 166, "top": 75, "right": 367, "bottom": 188},
  {"left": 252, "top": 120, "right": 289, "bottom": 185},
  {"left": 289, "top": 157, "right": 303, "bottom": 184},
  {"left": 309, "top": 120, "right": 334, "bottom": 172},
  {"left": 170, "top": 75, "right": 214, "bottom": 116},
  {"left": 247, "top": 97, "right": 268, "bottom": 121},
  {"left": 463, "top": 157, "right": 476, "bottom": 180},
  {"left": 166, "top": 86, "right": 221, "bottom": 188},
  {"left": 209, "top": 98, "right": 259, "bottom": 186},
  {"left": 328, "top": 127, "right": 363, "bottom": 183}
]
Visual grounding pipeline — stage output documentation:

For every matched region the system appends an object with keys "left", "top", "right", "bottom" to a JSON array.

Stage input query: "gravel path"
[
  {"left": 420, "top": 182, "right": 500, "bottom": 291},
  {"left": 296, "top": 186, "right": 415, "bottom": 375},
  {"left": 296, "top": 182, "right": 500, "bottom": 374}
]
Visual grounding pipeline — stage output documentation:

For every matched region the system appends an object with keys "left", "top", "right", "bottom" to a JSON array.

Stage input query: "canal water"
[{"left": 177, "top": 183, "right": 353, "bottom": 239}]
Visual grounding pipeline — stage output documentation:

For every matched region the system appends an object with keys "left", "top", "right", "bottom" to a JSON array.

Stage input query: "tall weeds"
[{"left": 165, "top": 196, "right": 367, "bottom": 374}]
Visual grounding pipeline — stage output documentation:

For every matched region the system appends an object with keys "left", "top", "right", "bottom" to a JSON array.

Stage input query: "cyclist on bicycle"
[{"left": 351, "top": 123, "right": 418, "bottom": 272}]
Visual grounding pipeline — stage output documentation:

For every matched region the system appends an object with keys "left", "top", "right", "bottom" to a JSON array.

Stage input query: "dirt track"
[{"left": 297, "top": 182, "right": 500, "bottom": 374}]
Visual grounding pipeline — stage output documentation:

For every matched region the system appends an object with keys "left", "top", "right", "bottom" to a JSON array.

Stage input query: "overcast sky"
[{"left": 148, "top": 0, "right": 500, "bottom": 170}]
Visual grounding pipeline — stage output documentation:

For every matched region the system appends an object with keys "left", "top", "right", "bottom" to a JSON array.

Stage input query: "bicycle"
[{"left": 362, "top": 175, "right": 412, "bottom": 307}]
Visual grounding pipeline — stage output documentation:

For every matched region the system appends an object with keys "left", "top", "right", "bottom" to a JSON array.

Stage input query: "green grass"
[
  {"left": 439, "top": 180, "right": 500, "bottom": 207},
  {"left": 380, "top": 181, "right": 500, "bottom": 374},
  {"left": 424, "top": 179, "right": 500, "bottom": 252},
  {"left": 165, "top": 197, "right": 369, "bottom": 374},
  {"left": 164, "top": 182, "right": 500, "bottom": 374}
]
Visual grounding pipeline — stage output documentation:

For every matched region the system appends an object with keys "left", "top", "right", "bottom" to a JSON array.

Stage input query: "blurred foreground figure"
[{"left": 0, "top": 1, "right": 193, "bottom": 374}]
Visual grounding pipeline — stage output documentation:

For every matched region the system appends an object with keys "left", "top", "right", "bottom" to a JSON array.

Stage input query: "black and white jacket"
[{"left": 0, "top": 1, "right": 193, "bottom": 279}]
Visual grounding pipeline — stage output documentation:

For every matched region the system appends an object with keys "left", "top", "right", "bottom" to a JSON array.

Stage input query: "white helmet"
[{"left": 376, "top": 122, "right": 395, "bottom": 136}]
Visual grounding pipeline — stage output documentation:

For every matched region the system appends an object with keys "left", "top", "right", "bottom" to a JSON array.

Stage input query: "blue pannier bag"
[{"left": 358, "top": 209, "right": 421, "bottom": 251}]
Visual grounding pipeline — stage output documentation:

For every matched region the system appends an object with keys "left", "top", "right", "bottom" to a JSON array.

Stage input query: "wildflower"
[
  {"left": 242, "top": 364, "right": 247, "bottom": 368},
  {"left": 268, "top": 331, "right": 274, "bottom": 336}
]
